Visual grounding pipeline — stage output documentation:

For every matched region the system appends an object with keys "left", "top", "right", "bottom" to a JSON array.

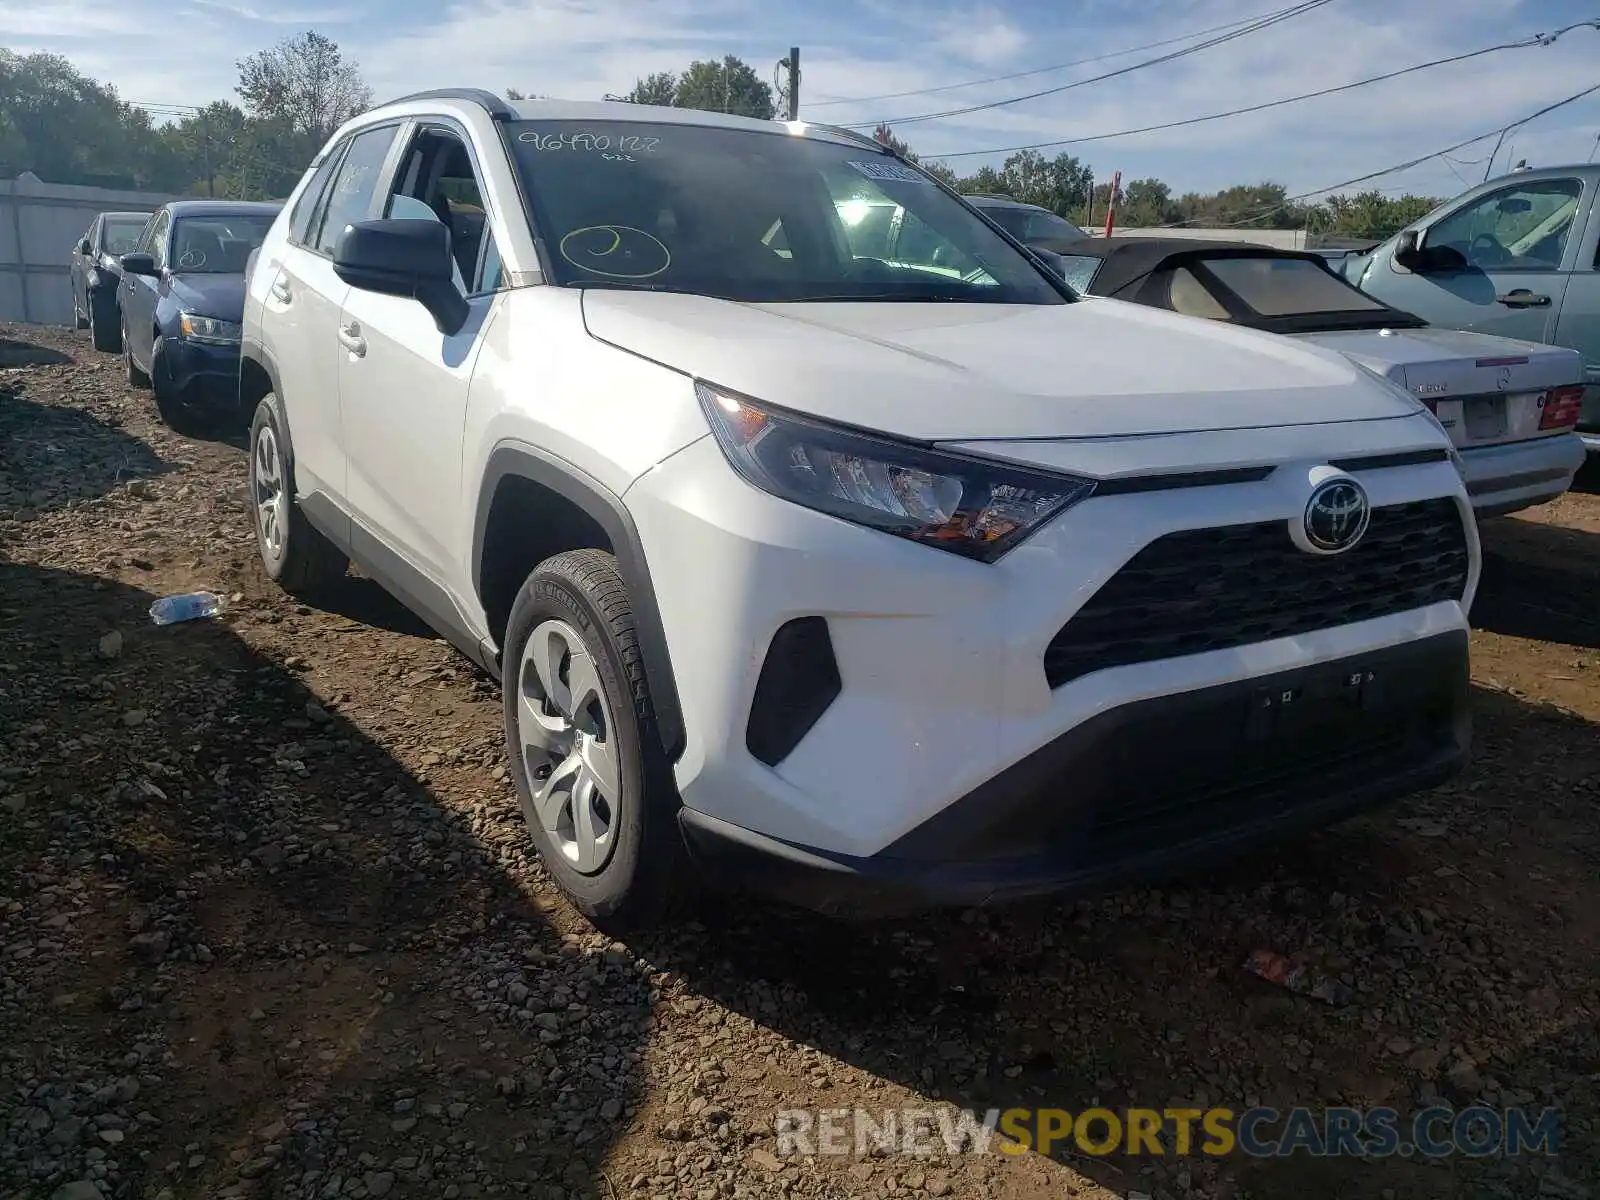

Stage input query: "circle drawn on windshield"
[
  {"left": 177, "top": 249, "right": 207, "bottom": 269},
  {"left": 558, "top": 225, "right": 670, "bottom": 280}
]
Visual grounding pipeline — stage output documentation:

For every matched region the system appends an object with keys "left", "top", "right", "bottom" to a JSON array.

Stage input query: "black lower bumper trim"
[{"left": 680, "top": 631, "right": 1470, "bottom": 919}]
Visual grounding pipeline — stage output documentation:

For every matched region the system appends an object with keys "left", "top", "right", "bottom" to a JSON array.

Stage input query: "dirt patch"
[{"left": 1, "top": 323, "right": 1596, "bottom": 1200}]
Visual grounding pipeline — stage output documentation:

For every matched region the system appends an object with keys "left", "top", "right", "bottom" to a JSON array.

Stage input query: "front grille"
[{"left": 1044, "top": 497, "right": 1469, "bottom": 688}]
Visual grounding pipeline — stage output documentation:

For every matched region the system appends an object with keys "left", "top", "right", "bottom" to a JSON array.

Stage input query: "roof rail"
[
  {"left": 382, "top": 88, "right": 517, "bottom": 121},
  {"left": 804, "top": 122, "right": 890, "bottom": 151}
]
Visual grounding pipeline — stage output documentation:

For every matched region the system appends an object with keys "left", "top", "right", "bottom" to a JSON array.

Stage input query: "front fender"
[{"left": 472, "top": 440, "right": 687, "bottom": 761}]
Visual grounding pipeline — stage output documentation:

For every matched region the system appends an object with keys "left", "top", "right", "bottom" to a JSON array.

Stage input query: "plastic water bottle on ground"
[{"left": 149, "top": 591, "right": 222, "bottom": 626}]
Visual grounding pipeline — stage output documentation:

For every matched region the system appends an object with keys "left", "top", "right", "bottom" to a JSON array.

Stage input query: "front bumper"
[
  {"left": 624, "top": 430, "right": 1478, "bottom": 895},
  {"left": 681, "top": 631, "right": 1469, "bottom": 918},
  {"left": 1456, "top": 432, "right": 1587, "bottom": 517},
  {"left": 161, "top": 337, "right": 241, "bottom": 407}
]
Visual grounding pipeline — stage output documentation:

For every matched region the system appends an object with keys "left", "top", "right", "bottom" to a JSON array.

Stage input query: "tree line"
[
  {"left": 1, "top": 34, "right": 371, "bottom": 200},
  {"left": 868, "top": 123, "right": 1442, "bottom": 242},
  {"left": 1, "top": 42, "right": 1443, "bottom": 240}
]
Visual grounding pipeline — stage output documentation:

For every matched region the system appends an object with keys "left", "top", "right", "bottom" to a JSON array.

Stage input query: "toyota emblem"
[{"left": 1302, "top": 477, "right": 1371, "bottom": 554}]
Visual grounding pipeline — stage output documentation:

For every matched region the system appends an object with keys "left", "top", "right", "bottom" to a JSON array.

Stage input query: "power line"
[
  {"left": 839, "top": 0, "right": 1336, "bottom": 129},
  {"left": 1151, "top": 79, "right": 1600, "bottom": 229},
  {"left": 925, "top": 20, "right": 1600, "bottom": 160},
  {"left": 802, "top": 4, "right": 1300, "bottom": 109}
]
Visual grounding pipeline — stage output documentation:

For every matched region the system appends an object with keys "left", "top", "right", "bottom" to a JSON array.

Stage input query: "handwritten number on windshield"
[{"left": 519, "top": 131, "right": 659, "bottom": 154}]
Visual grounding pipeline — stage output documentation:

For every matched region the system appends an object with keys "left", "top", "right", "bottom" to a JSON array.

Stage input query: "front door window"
[{"left": 1426, "top": 178, "right": 1583, "bottom": 270}]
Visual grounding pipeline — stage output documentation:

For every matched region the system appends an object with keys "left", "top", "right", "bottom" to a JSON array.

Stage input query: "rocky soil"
[{"left": 1, "top": 323, "right": 1597, "bottom": 1200}]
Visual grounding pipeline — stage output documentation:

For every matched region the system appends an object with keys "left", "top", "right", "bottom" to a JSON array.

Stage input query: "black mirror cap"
[
  {"left": 119, "top": 252, "right": 157, "bottom": 276},
  {"left": 332, "top": 219, "right": 455, "bottom": 290},
  {"left": 78, "top": 238, "right": 92, "bottom": 255},
  {"left": 1394, "top": 229, "right": 1466, "bottom": 274},
  {"left": 332, "top": 218, "right": 467, "bottom": 335}
]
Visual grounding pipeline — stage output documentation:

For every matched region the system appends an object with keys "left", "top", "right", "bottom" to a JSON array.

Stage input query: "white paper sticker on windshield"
[{"left": 845, "top": 159, "right": 931, "bottom": 184}]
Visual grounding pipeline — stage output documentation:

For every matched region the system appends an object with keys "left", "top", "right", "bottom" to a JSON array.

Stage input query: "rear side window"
[
  {"left": 312, "top": 125, "right": 399, "bottom": 256},
  {"left": 289, "top": 145, "right": 347, "bottom": 247}
]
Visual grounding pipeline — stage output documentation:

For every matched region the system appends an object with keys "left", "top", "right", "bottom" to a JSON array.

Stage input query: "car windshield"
[
  {"left": 169, "top": 215, "right": 276, "bottom": 274},
  {"left": 978, "top": 203, "right": 1089, "bottom": 246},
  {"left": 102, "top": 218, "right": 147, "bottom": 255},
  {"left": 507, "top": 121, "right": 1066, "bottom": 304},
  {"left": 1194, "top": 255, "right": 1388, "bottom": 317}
]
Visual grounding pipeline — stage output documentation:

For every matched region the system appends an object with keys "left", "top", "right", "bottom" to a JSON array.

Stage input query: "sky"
[{"left": 4, "top": 0, "right": 1600, "bottom": 200}]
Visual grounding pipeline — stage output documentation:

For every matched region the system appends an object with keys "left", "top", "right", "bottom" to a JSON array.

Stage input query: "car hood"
[
  {"left": 581, "top": 291, "right": 1416, "bottom": 441},
  {"left": 1297, "top": 327, "right": 1584, "bottom": 399},
  {"left": 166, "top": 273, "right": 247, "bottom": 322}
]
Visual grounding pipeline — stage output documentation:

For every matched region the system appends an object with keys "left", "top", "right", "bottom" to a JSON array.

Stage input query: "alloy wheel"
[
  {"left": 515, "top": 619, "right": 620, "bottom": 875},
  {"left": 252, "top": 422, "right": 288, "bottom": 562}
]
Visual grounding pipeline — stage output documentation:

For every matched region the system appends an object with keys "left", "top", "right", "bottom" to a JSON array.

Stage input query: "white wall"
[
  {"left": 0, "top": 174, "right": 182, "bottom": 326},
  {"left": 1097, "top": 226, "right": 1309, "bottom": 249}
]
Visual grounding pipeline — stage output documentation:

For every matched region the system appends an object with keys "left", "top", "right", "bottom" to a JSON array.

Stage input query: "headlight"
[
  {"left": 697, "top": 382, "right": 1095, "bottom": 562},
  {"left": 179, "top": 313, "right": 242, "bottom": 344}
]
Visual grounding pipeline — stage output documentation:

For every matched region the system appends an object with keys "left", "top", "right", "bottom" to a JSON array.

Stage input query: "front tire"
[
  {"left": 149, "top": 336, "right": 198, "bottom": 434},
  {"left": 248, "top": 393, "right": 348, "bottom": 596},
  {"left": 503, "top": 549, "right": 686, "bottom": 930},
  {"left": 73, "top": 287, "right": 89, "bottom": 330},
  {"left": 123, "top": 318, "right": 149, "bottom": 388},
  {"left": 90, "top": 291, "right": 121, "bottom": 353}
]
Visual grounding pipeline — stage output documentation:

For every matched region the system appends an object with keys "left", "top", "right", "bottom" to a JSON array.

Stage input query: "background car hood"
[
  {"left": 581, "top": 291, "right": 1415, "bottom": 441},
  {"left": 1299, "top": 327, "right": 1584, "bottom": 399},
  {"left": 166, "top": 273, "right": 247, "bottom": 322}
]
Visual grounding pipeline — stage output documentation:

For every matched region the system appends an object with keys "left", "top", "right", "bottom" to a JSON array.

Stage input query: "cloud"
[{"left": 5, "top": 0, "right": 1598, "bottom": 198}]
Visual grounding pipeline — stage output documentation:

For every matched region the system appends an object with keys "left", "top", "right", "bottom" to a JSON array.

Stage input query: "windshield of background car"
[
  {"left": 1190, "top": 255, "right": 1389, "bottom": 318},
  {"left": 102, "top": 218, "right": 147, "bottom": 255},
  {"left": 980, "top": 204, "right": 1089, "bottom": 247},
  {"left": 508, "top": 121, "right": 1067, "bottom": 303},
  {"left": 169, "top": 215, "right": 277, "bottom": 274}
]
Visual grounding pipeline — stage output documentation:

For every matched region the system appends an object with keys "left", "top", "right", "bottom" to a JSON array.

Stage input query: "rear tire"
[
  {"left": 502, "top": 549, "right": 688, "bottom": 931},
  {"left": 89, "top": 292, "right": 121, "bottom": 353},
  {"left": 248, "top": 393, "right": 348, "bottom": 597}
]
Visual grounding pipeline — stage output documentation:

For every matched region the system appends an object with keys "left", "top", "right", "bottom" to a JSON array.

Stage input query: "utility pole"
[{"left": 777, "top": 47, "right": 801, "bottom": 120}]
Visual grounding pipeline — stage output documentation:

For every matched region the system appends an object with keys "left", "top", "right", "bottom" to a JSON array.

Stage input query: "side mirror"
[
  {"left": 332, "top": 219, "right": 467, "bottom": 336},
  {"left": 1393, "top": 229, "right": 1423, "bottom": 268},
  {"left": 78, "top": 238, "right": 92, "bottom": 255},
  {"left": 119, "top": 252, "right": 157, "bottom": 276}
]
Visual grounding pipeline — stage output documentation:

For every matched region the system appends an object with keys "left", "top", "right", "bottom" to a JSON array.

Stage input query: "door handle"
[
  {"left": 270, "top": 278, "right": 292, "bottom": 303},
  {"left": 337, "top": 322, "right": 366, "bottom": 357},
  {"left": 1496, "top": 289, "right": 1551, "bottom": 308}
]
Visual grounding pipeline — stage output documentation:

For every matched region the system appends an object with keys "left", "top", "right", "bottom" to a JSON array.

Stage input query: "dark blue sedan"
[{"left": 117, "top": 200, "right": 281, "bottom": 430}]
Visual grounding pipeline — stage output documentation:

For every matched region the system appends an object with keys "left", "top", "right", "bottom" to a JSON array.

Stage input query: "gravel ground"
[{"left": 1, "top": 323, "right": 1597, "bottom": 1200}]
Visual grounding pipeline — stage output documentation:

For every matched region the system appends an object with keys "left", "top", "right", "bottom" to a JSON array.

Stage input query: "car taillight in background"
[{"left": 1539, "top": 385, "right": 1585, "bottom": 430}]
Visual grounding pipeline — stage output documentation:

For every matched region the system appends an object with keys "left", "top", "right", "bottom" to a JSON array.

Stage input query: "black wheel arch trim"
[
  {"left": 474, "top": 442, "right": 687, "bottom": 763},
  {"left": 240, "top": 337, "right": 291, "bottom": 463}
]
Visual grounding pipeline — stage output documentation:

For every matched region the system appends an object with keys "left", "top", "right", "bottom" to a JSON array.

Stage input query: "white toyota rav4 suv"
[{"left": 241, "top": 89, "right": 1479, "bottom": 930}]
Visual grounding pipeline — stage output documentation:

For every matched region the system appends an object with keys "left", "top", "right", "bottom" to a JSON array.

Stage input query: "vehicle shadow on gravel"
[
  {"left": 0, "top": 561, "right": 648, "bottom": 1200},
  {"left": 1473, "top": 516, "right": 1600, "bottom": 649},
  {"left": 636, "top": 682, "right": 1599, "bottom": 1200},
  {"left": 0, "top": 334, "right": 73, "bottom": 368},
  {"left": 0, "top": 389, "right": 167, "bottom": 520}
]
